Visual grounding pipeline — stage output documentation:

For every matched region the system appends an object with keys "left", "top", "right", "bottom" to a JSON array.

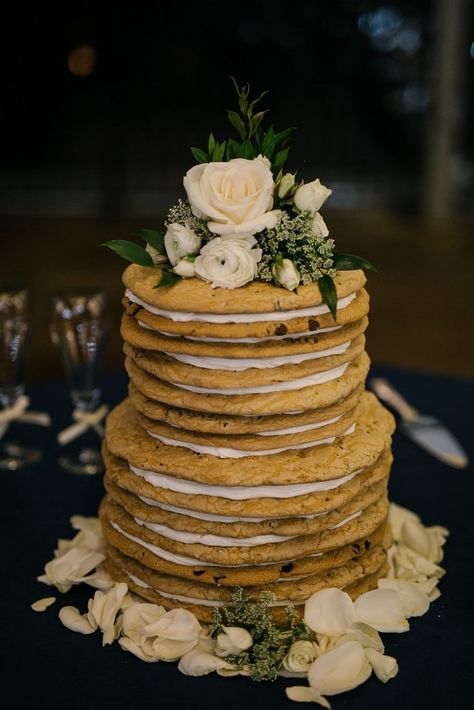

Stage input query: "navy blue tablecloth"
[{"left": 1, "top": 365, "right": 473, "bottom": 710}]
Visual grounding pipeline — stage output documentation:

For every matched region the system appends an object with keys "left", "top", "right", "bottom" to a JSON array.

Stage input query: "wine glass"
[
  {"left": 0, "top": 288, "right": 42, "bottom": 470},
  {"left": 50, "top": 290, "right": 109, "bottom": 475}
]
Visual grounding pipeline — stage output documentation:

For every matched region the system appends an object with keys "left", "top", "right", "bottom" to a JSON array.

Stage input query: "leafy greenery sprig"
[
  {"left": 319, "top": 254, "right": 377, "bottom": 319},
  {"left": 102, "top": 230, "right": 179, "bottom": 287},
  {"left": 209, "top": 588, "right": 308, "bottom": 682}
]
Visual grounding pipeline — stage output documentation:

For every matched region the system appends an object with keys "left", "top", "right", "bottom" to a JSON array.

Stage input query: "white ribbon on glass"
[
  {"left": 58, "top": 404, "right": 109, "bottom": 446},
  {"left": 0, "top": 395, "right": 51, "bottom": 439}
]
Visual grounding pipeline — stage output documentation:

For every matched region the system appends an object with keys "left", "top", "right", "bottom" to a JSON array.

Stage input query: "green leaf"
[
  {"left": 247, "top": 91, "right": 268, "bottom": 118},
  {"left": 261, "top": 125, "right": 275, "bottom": 157},
  {"left": 226, "top": 138, "right": 240, "bottom": 160},
  {"left": 212, "top": 141, "right": 226, "bottom": 162},
  {"left": 190, "top": 146, "right": 209, "bottom": 164},
  {"left": 136, "top": 229, "right": 165, "bottom": 254},
  {"left": 154, "top": 269, "right": 180, "bottom": 288},
  {"left": 318, "top": 274, "right": 338, "bottom": 321},
  {"left": 102, "top": 240, "right": 153, "bottom": 267},
  {"left": 207, "top": 133, "right": 216, "bottom": 155},
  {"left": 237, "top": 139, "right": 255, "bottom": 159},
  {"left": 272, "top": 147, "right": 289, "bottom": 172},
  {"left": 230, "top": 76, "right": 249, "bottom": 114},
  {"left": 274, "top": 126, "right": 296, "bottom": 147},
  {"left": 333, "top": 253, "right": 377, "bottom": 272},
  {"left": 249, "top": 111, "right": 267, "bottom": 137},
  {"left": 227, "top": 110, "right": 246, "bottom": 140}
]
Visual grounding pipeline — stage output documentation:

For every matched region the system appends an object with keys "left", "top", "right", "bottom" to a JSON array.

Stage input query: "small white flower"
[
  {"left": 173, "top": 258, "right": 196, "bottom": 278},
  {"left": 278, "top": 172, "right": 296, "bottom": 199},
  {"left": 272, "top": 258, "right": 300, "bottom": 291},
  {"left": 215, "top": 626, "right": 253, "bottom": 657},
  {"left": 364, "top": 648, "right": 399, "bottom": 683},
  {"left": 194, "top": 236, "right": 262, "bottom": 289},
  {"left": 304, "top": 588, "right": 355, "bottom": 636},
  {"left": 283, "top": 640, "right": 319, "bottom": 673},
  {"left": 164, "top": 223, "right": 201, "bottom": 266},
  {"left": 312, "top": 212, "right": 329, "bottom": 237},
  {"left": 294, "top": 179, "right": 332, "bottom": 214}
]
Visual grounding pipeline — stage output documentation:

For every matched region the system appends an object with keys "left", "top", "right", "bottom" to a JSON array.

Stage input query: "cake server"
[{"left": 370, "top": 378, "right": 469, "bottom": 468}]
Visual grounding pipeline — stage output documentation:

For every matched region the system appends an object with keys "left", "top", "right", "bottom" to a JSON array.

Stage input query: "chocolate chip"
[
  {"left": 213, "top": 575, "right": 226, "bottom": 584},
  {"left": 352, "top": 543, "right": 361, "bottom": 553},
  {"left": 364, "top": 540, "right": 371, "bottom": 550},
  {"left": 308, "top": 318, "right": 319, "bottom": 330},
  {"left": 275, "top": 324, "right": 288, "bottom": 335},
  {"left": 193, "top": 570, "right": 205, "bottom": 576},
  {"left": 280, "top": 563, "right": 294, "bottom": 573}
]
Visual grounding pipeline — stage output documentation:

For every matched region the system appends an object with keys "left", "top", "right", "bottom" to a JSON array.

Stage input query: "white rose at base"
[
  {"left": 272, "top": 258, "right": 300, "bottom": 291},
  {"left": 194, "top": 237, "right": 262, "bottom": 289},
  {"left": 173, "top": 259, "right": 196, "bottom": 278},
  {"left": 164, "top": 223, "right": 201, "bottom": 266},
  {"left": 283, "top": 640, "right": 319, "bottom": 673},
  {"left": 215, "top": 626, "right": 253, "bottom": 657},
  {"left": 312, "top": 212, "right": 329, "bottom": 237},
  {"left": 294, "top": 179, "right": 332, "bottom": 214},
  {"left": 184, "top": 156, "right": 281, "bottom": 235}
]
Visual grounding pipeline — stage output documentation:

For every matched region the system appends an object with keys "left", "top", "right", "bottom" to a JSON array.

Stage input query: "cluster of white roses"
[
  {"left": 33, "top": 503, "right": 447, "bottom": 708},
  {"left": 147, "top": 155, "right": 331, "bottom": 290}
]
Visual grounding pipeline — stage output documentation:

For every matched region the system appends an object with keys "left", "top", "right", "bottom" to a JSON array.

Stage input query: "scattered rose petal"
[
  {"left": 118, "top": 636, "right": 158, "bottom": 662},
  {"left": 59, "top": 606, "right": 95, "bottom": 634},
  {"left": 354, "top": 589, "right": 409, "bottom": 633},
  {"left": 378, "top": 579, "right": 430, "bottom": 617},
  {"left": 286, "top": 686, "right": 330, "bottom": 707},
  {"left": 335, "top": 623, "right": 384, "bottom": 651},
  {"left": 178, "top": 647, "right": 234, "bottom": 676},
  {"left": 365, "top": 648, "right": 399, "bottom": 682},
  {"left": 151, "top": 637, "right": 197, "bottom": 661},
  {"left": 308, "top": 641, "right": 372, "bottom": 696},
  {"left": 215, "top": 626, "right": 253, "bottom": 657},
  {"left": 145, "top": 608, "right": 201, "bottom": 642},
  {"left": 389, "top": 503, "right": 422, "bottom": 540},
  {"left": 87, "top": 583, "right": 130, "bottom": 645},
  {"left": 122, "top": 602, "right": 167, "bottom": 646},
  {"left": 31, "top": 597, "right": 56, "bottom": 612},
  {"left": 304, "top": 588, "right": 355, "bottom": 635},
  {"left": 40, "top": 547, "right": 105, "bottom": 593}
]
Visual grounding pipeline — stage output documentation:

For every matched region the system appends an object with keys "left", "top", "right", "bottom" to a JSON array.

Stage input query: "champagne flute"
[
  {"left": 50, "top": 290, "right": 109, "bottom": 475},
  {"left": 0, "top": 288, "right": 42, "bottom": 470}
]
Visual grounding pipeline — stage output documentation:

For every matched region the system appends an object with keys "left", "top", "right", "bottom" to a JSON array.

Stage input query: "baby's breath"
[
  {"left": 165, "top": 199, "right": 214, "bottom": 244},
  {"left": 257, "top": 211, "right": 336, "bottom": 285}
]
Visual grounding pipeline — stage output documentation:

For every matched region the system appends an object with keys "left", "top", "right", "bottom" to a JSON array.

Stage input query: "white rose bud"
[
  {"left": 164, "top": 223, "right": 201, "bottom": 266},
  {"left": 283, "top": 640, "right": 319, "bottom": 673},
  {"left": 215, "top": 626, "right": 253, "bottom": 657},
  {"left": 173, "top": 258, "right": 196, "bottom": 278},
  {"left": 194, "top": 236, "right": 262, "bottom": 289},
  {"left": 294, "top": 179, "right": 332, "bottom": 214},
  {"left": 145, "top": 244, "right": 167, "bottom": 265},
  {"left": 312, "top": 212, "right": 329, "bottom": 237},
  {"left": 278, "top": 172, "right": 296, "bottom": 199},
  {"left": 272, "top": 258, "right": 300, "bottom": 291}
]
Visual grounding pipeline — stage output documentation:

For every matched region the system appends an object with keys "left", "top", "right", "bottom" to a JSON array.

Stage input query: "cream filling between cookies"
[
  {"left": 146, "top": 423, "right": 356, "bottom": 458},
  {"left": 162, "top": 341, "right": 351, "bottom": 371},
  {"left": 129, "top": 464, "right": 363, "bottom": 499},
  {"left": 126, "top": 289, "right": 357, "bottom": 323},
  {"left": 154, "top": 326, "right": 341, "bottom": 343},
  {"left": 170, "top": 362, "right": 349, "bottom": 395},
  {"left": 133, "top": 510, "right": 362, "bottom": 547},
  {"left": 126, "top": 572, "right": 303, "bottom": 607},
  {"left": 110, "top": 521, "right": 323, "bottom": 567}
]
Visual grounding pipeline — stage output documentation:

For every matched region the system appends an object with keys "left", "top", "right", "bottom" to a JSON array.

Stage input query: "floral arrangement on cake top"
[{"left": 103, "top": 80, "right": 374, "bottom": 318}]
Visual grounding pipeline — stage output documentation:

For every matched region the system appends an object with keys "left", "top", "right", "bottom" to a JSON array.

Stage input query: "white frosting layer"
[
  {"left": 129, "top": 464, "right": 363, "bottom": 500},
  {"left": 257, "top": 414, "right": 342, "bottom": 436},
  {"left": 170, "top": 362, "right": 348, "bottom": 395},
  {"left": 126, "top": 288, "right": 356, "bottom": 323},
  {"left": 134, "top": 510, "right": 362, "bottom": 547},
  {"left": 163, "top": 341, "right": 351, "bottom": 371},
  {"left": 153, "top": 326, "right": 341, "bottom": 343},
  {"left": 146, "top": 423, "right": 355, "bottom": 458},
  {"left": 138, "top": 496, "right": 329, "bottom": 522}
]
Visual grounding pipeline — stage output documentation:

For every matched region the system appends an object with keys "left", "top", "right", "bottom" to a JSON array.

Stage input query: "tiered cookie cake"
[{"left": 100, "top": 84, "right": 395, "bottom": 623}]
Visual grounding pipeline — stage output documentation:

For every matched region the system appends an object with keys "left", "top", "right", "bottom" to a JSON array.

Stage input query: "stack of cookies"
[{"left": 100, "top": 264, "right": 395, "bottom": 622}]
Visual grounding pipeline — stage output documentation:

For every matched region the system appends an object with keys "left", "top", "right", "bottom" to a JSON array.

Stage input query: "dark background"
[{"left": 1, "top": 0, "right": 473, "bottom": 380}]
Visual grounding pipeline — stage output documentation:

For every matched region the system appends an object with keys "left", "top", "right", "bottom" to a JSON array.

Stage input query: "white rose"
[
  {"left": 194, "top": 236, "right": 262, "bottom": 289},
  {"left": 272, "top": 258, "right": 300, "bottom": 291},
  {"left": 283, "top": 640, "right": 319, "bottom": 673},
  {"left": 312, "top": 212, "right": 329, "bottom": 237},
  {"left": 294, "top": 179, "right": 332, "bottom": 214},
  {"left": 215, "top": 626, "right": 253, "bottom": 657},
  {"left": 164, "top": 223, "right": 201, "bottom": 266},
  {"left": 173, "top": 258, "right": 196, "bottom": 278},
  {"left": 184, "top": 156, "right": 281, "bottom": 235}
]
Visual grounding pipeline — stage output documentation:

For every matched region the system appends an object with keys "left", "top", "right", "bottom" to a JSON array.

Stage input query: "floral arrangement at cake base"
[{"left": 34, "top": 503, "right": 448, "bottom": 709}]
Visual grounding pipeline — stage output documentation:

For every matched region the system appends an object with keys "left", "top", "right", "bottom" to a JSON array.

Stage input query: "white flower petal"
[
  {"left": 283, "top": 640, "right": 320, "bottom": 673},
  {"left": 215, "top": 626, "right": 253, "bottom": 657},
  {"left": 151, "top": 637, "right": 197, "bottom": 661},
  {"left": 122, "top": 602, "right": 167, "bottom": 645},
  {"left": 31, "top": 597, "right": 56, "bottom": 612},
  {"left": 294, "top": 179, "right": 332, "bottom": 214},
  {"left": 365, "top": 648, "right": 399, "bottom": 683},
  {"left": 304, "top": 588, "right": 355, "bottom": 636},
  {"left": 400, "top": 519, "right": 432, "bottom": 558},
  {"left": 145, "top": 608, "right": 201, "bottom": 642},
  {"left": 378, "top": 579, "right": 430, "bottom": 617},
  {"left": 118, "top": 636, "right": 158, "bottom": 662},
  {"left": 308, "top": 641, "right": 372, "bottom": 695},
  {"left": 178, "top": 648, "right": 234, "bottom": 676},
  {"left": 336, "top": 623, "right": 384, "bottom": 651},
  {"left": 59, "top": 606, "right": 96, "bottom": 635},
  {"left": 286, "top": 686, "right": 331, "bottom": 707},
  {"left": 354, "top": 589, "right": 409, "bottom": 633},
  {"left": 389, "top": 503, "right": 422, "bottom": 541}
]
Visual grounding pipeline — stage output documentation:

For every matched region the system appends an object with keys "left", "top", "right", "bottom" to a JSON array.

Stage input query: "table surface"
[{"left": 1, "top": 365, "right": 473, "bottom": 710}]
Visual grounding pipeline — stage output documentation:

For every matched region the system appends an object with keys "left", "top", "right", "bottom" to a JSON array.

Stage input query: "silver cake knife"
[{"left": 370, "top": 378, "right": 469, "bottom": 469}]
